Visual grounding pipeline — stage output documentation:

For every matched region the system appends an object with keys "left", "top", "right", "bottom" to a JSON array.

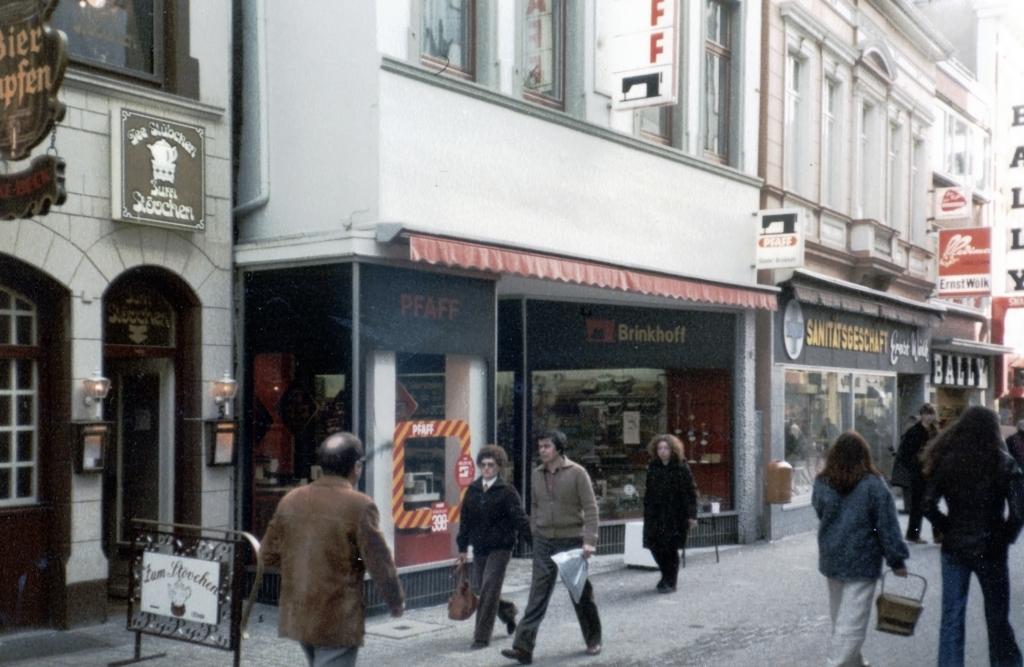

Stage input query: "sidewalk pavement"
[{"left": 2, "top": 515, "right": 1020, "bottom": 666}]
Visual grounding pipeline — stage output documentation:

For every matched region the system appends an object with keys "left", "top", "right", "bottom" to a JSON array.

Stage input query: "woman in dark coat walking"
[
  {"left": 456, "top": 444, "right": 531, "bottom": 649},
  {"left": 892, "top": 403, "right": 938, "bottom": 543},
  {"left": 643, "top": 433, "right": 698, "bottom": 593},
  {"left": 923, "top": 406, "right": 1024, "bottom": 667}
]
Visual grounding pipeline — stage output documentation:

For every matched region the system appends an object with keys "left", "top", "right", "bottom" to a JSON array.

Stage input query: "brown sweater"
[{"left": 530, "top": 456, "right": 600, "bottom": 546}]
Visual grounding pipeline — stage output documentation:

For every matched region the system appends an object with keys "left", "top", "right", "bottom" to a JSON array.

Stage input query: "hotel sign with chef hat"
[{"left": 112, "top": 108, "right": 206, "bottom": 231}]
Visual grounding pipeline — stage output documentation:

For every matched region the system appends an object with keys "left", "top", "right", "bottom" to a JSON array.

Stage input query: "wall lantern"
[
  {"left": 211, "top": 371, "right": 238, "bottom": 419},
  {"left": 205, "top": 419, "right": 237, "bottom": 466},
  {"left": 74, "top": 422, "right": 111, "bottom": 473},
  {"left": 82, "top": 369, "right": 111, "bottom": 420}
]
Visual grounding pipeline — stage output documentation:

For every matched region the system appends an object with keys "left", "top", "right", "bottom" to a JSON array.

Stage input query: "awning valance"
[
  {"left": 788, "top": 269, "right": 944, "bottom": 328},
  {"left": 930, "top": 337, "right": 1015, "bottom": 356},
  {"left": 407, "top": 234, "right": 777, "bottom": 311}
]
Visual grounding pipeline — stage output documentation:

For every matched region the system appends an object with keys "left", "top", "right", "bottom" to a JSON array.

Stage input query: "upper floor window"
[
  {"left": 887, "top": 120, "right": 906, "bottom": 230},
  {"left": 703, "top": 0, "right": 731, "bottom": 161},
  {"left": 0, "top": 287, "right": 38, "bottom": 507},
  {"left": 859, "top": 101, "right": 883, "bottom": 220},
  {"left": 910, "top": 136, "right": 927, "bottom": 244},
  {"left": 784, "top": 52, "right": 806, "bottom": 195},
  {"left": 422, "top": 0, "right": 476, "bottom": 79},
  {"left": 521, "top": 0, "right": 564, "bottom": 107},
  {"left": 944, "top": 112, "right": 969, "bottom": 178},
  {"left": 639, "top": 106, "right": 673, "bottom": 145},
  {"left": 822, "top": 77, "right": 845, "bottom": 211},
  {"left": 52, "top": 0, "right": 163, "bottom": 83}
]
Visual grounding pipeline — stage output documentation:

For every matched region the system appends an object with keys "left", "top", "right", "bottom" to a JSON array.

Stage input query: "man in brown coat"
[{"left": 262, "top": 432, "right": 404, "bottom": 666}]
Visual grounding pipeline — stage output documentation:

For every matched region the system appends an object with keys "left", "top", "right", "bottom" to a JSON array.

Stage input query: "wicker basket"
[{"left": 875, "top": 571, "right": 927, "bottom": 636}]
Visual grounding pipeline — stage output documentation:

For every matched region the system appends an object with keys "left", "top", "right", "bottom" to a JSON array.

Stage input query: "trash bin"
[{"left": 766, "top": 460, "right": 793, "bottom": 504}]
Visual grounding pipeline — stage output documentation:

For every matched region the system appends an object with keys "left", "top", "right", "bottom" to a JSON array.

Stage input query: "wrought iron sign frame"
[{"left": 111, "top": 519, "right": 260, "bottom": 667}]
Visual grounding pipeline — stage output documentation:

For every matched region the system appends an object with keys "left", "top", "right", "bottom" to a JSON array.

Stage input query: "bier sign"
[{"left": 0, "top": 0, "right": 67, "bottom": 161}]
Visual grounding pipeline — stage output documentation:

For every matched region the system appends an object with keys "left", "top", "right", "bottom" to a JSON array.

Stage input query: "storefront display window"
[
  {"left": 784, "top": 369, "right": 896, "bottom": 499},
  {"left": 784, "top": 369, "right": 849, "bottom": 499},
  {"left": 853, "top": 374, "right": 896, "bottom": 475}
]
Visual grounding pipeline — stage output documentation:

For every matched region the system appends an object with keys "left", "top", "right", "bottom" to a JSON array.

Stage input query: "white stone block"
[
  {"left": 14, "top": 222, "right": 54, "bottom": 267},
  {"left": 71, "top": 469, "right": 103, "bottom": 503},
  {"left": 0, "top": 219, "right": 19, "bottom": 253},
  {"left": 113, "top": 227, "right": 145, "bottom": 269},
  {"left": 202, "top": 466, "right": 233, "bottom": 493},
  {"left": 71, "top": 500, "right": 103, "bottom": 543},
  {"left": 163, "top": 233, "right": 194, "bottom": 275},
  {"left": 201, "top": 306, "right": 233, "bottom": 345},
  {"left": 201, "top": 490, "right": 233, "bottom": 529},
  {"left": 140, "top": 229, "right": 169, "bottom": 267},
  {"left": 71, "top": 338, "right": 103, "bottom": 381},
  {"left": 82, "top": 110, "right": 109, "bottom": 135},
  {"left": 65, "top": 540, "right": 108, "bottom": 584},
  {"left": 181, "top": 248, "right": 215, "bottom": 293},
  {"left": 42, "top": 234, "right": 83, "bottom": 287},
  {"left": 86, "top": 237, "right": 126, "bottom": 282},
  {"left": 41, "top": 212, "right": 71, "bottom": 240},
  {"left": 83, "top": 91, "right": 109, "bottom": 114},
  {"left": 89, "top": 196, "right": 112, "bottom": 220},
  {"left": 70, "top": 258, "right": 108, "bottom": 302},
  {"left": 198, "top": 269, "right": 232, "bottom": 309},
  {"left": 71, "top": 297, "right": 104, "bottom": 340}
]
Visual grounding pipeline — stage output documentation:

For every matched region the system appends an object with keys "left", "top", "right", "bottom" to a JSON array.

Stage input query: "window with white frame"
[
  {"left": 822, "top": 78, "right": 840, "bottom": 209},
  {"left": 785, "top": 52, "right": 805, "bottom": 194},
  {"left": 703, "top": 0, "right": 731, "bottom": 161},
  {"left": 944, "top": 111, "right": 969, "bottom": 178},
  {"left": 421, "top": 0, "right": 476, "bottom": 79},
  {"left": 860, "top": 100, "right": 883, "bottom": 220},
  {"left": 0, "top": 287, "right": 38, "bottom": 506},
  {"left": 910, "top": 135, "right": 927, "bottom": 244},
  {"left": 887, "top": 119, "right": 906, "bottom": 231},
  {"left": 521, "top": 0, "right": 564, "bottom": 107},
  {"left": 639, "top": 106, "right": 673, "bottom": 145}
]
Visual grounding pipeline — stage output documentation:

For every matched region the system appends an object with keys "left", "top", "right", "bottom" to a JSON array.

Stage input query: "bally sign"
[
  {"left": 595, "top": 0, "right": 679, "bottom": 109},
  {"left": 1005, "top": 105, "right": 1024, "bottom": 294},
  {"left": 932, "top": 353, "right": 988, "bottom": 389},
  {"left": 937, "top": 227, "right": 991, "bottom": 296}
]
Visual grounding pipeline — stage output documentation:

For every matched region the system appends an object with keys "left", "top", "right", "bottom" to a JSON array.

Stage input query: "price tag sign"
[
  {"left": 430, "top": 502, "right": 449, "bottom": 533},
  {"left": 455, "top": 454, "right": 476, "bottom": 488}
]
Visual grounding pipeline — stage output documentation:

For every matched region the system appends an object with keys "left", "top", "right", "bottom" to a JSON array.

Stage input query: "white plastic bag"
[{"left": 551, "top": 548, "right": 589, "bottom": 604}]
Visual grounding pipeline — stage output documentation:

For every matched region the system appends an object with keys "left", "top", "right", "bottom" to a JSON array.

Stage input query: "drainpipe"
[{"left": 234, "top": 0, "right": 270, "bottom": 218}]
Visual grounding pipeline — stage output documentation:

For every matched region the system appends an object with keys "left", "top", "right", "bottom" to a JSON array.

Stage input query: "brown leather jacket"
[{"left": 261, "top": 476, "right": 404, "bottom": 647}]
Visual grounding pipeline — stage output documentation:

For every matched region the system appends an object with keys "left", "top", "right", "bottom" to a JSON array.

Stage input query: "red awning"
[{"left": 408, "top": 234, "right": 777, "bottom": 311}]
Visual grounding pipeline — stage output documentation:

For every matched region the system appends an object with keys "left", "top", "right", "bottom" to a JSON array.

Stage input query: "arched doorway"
[
  {"left": 0, "top": 255, "right": 70, "bottom": 631},
  {"left": 102, "top": 268, "right": 200, "bottom": 597}
]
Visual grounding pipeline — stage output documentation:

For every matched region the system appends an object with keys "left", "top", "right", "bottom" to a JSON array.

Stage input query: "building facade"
[
  {"left": 0, "top": 1, "right": 234, "bottom": 630},
  {"left": 757, "top": 0, "right": 953, "bottom": 537},
  {"left": 235, "top": 0, "right": 774, "bottom": 602}
]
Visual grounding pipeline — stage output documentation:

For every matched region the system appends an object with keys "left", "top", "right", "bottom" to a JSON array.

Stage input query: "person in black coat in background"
[
  {"left": 456, "top": 444, "right": 531, "bottom": 649},
  {"left": 643, "top": 434, "right": 698, "bottom": 593},
  {"left": 893, "top": 403, "right": 939, "bottom": 543}
]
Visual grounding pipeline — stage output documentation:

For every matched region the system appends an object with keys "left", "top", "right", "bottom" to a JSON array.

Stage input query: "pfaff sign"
[
  {"left": 932, "top": 353, "right": 988, "bottom": 389},
  {"left": 596, "top": 0, "right": 679, "bottom": 110},
  {"left": 0, "top": 0, "right": 66, "bottom": 161},
  {"left": 755, "top": 209, "right": 803, "bottom": 269},
  {"left": 937, "top": 227, "right": 991, "bottom": 296}
]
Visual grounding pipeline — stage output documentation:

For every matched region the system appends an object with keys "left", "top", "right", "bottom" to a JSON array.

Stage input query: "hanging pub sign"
[
  {"left": 937, "top": 227, "right": 991, "bottom": 296},
  {"left": 0, "top": 0, "right": 67, "bottom": 161},
  {"left": 111, "top": 108, "right": 206, "bottom": 232},
  {"left": 0, "top": 154, "right": 65, "bottom": 219}
]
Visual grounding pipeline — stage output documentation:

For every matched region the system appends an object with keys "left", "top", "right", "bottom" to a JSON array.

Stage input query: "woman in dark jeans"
[
  {"left": 456, "top": 444, "right": 531, "bottom": 649},
  {"left": 643, "top": 434, "right": 697, "bottom": 593},
  {"left": 924, "top": 406, "right": 1024, "bottom": 667}
]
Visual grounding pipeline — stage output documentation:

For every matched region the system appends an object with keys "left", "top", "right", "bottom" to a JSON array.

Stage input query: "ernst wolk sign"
[
  {"left": 112, "top": 109, "right": 206, "bottom": 231},
  {"left": 595, "top": 0, "right": 679, "bottom": 110},
  {"left": 755, "top": 209, "right": 803, "bottom": 269},
  {"left": 937, "top": 227, "right": 992, "bottom": 296}
]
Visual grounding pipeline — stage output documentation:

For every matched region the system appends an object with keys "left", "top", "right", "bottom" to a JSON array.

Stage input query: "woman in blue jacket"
[{"left": 813, "top": 431, "right": 908, "bottom": 667}]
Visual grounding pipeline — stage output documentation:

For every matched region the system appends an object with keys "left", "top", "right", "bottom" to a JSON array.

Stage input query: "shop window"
[
  {"left": 0, "top": 287, "right": 38, "bottom": 507},
  {"left": 520, "top": 0, "right": 565, "bottom": 108},
  {"left": 421, "top": 0, "right": 476, "bottom": 79},
  {"left": 853, "top": 374, "right": 896, "bottom": 472},
  {"left": 784, "top": 369, "right": 849, "bottom": 500}
]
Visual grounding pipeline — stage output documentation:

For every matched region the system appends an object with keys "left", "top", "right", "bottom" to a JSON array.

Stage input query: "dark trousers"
[
  {"left": 939, "top": 551, "right": 1022, "bottom": 667},
  {"left": 513, "top": 536, "right": 601, "bottom": 654},
  {"left": 470, "top": 549, "right": 516, "bottom": 643},
  {"left": 906, "top": 476, "right": 927, "bottom": 539},
  {"left": 648, "top": 544, "right": 680, "bottom": 588}
]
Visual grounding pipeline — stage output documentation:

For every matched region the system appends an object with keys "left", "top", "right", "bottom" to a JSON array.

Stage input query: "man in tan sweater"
[{"left": 502, "top": 430, "right": 601, "bottom": 665}]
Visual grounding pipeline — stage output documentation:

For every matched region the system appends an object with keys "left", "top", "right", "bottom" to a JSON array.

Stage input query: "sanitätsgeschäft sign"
[{"left": 112, "top": 109, "right": 206, "bottom": 231}]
